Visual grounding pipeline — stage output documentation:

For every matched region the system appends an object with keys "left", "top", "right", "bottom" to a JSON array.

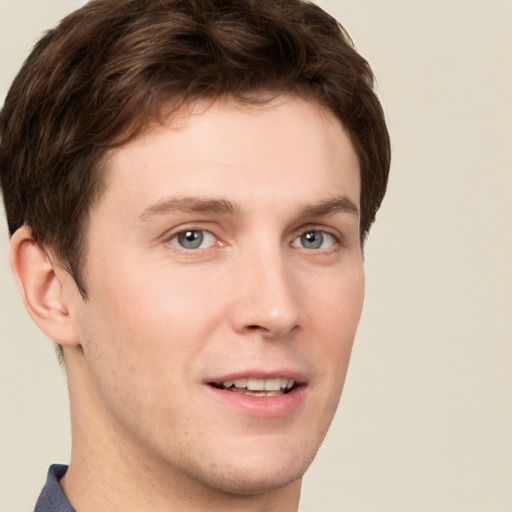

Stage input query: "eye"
[
  {"left": 169, "top": 230, "right": 216, "bottom": 250},
  {"left": 293, "top": 231, "right": 336, "bottom": 250}
]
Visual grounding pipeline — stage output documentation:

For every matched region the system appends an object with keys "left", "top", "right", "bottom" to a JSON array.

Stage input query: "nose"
[{"left": 228, "top": 247, "right": 302, "bottom": 339}]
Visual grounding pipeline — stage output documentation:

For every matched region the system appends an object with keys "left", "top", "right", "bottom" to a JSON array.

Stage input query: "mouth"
[
  {"left": 205, "top": 373, "right": 307, "bottom": 417},
  {"left": 208, "top": 377, "right": 297, "bottom": 397}
]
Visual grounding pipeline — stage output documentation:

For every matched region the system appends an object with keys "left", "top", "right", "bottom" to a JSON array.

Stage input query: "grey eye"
[
  {"left": 171, "top": 230, "right": 215, "bottom": 249},
  {"left": 293, "top": 231, "right": 336, "bottom": 250},
  {"left": 301, "top": 232, "right": 324, "bottom": 249}
]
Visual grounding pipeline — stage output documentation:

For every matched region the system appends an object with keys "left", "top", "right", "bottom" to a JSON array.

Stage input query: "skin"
[{"left": 12, "top": 95, "right": 364, "bottom": 511}]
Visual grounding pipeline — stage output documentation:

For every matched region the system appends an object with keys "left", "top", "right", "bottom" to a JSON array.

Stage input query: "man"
[{"left": 0, "top": 0, "right": 390, "bottom": 510}]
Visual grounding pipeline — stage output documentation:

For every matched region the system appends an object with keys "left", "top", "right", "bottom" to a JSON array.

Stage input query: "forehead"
[{"left": 99, "top": 95, "right": 360, "bottom": 217}]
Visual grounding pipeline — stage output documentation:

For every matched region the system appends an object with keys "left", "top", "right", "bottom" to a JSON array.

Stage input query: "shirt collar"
[{"left": 34, "top": 464, "right": 75, "bottom": 512}]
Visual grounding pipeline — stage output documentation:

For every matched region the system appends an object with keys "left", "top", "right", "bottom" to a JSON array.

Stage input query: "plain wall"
[{"left": 1, "top": 1, "right": 511, "bottom": 510}]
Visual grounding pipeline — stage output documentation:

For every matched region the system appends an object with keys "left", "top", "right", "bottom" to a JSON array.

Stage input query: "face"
[{"left": 69, "top": 95, "right": 364, "bottom": 496}]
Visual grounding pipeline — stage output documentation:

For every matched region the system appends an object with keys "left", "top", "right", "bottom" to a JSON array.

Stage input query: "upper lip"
[{"left": 205, "top": 369, "right": 309, "bottom": 385}]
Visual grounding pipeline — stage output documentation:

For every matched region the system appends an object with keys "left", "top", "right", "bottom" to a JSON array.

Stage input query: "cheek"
[
  {"left": 307, "top": 266, "right": 364, "bottom": 377},
  {"left": 297, "top": 266, "right": 364, "bottom": 442},
  {"left": 312, "top": 265, "right": 365, "bottom": 333},
  {"left": 81, "top": 265, "right": 225, "bottom": 375},
  {"left": 74, "top": 271, "right": 214, "bottom": 429}
]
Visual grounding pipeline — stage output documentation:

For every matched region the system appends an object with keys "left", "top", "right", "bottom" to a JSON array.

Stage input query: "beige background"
[{"left": 1, "top": 0, "right": 511, "bottom": 510}]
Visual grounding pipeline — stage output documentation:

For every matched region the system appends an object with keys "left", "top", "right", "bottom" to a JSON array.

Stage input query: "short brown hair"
[{"left": 0, "top": 0, "right": 390, "bottom": 297}]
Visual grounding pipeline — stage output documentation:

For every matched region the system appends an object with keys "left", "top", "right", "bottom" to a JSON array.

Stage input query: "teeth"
[
  {"left": 233, "top": 389, "right": 285, "bottom": 397},
  {"left": 264, "top": 378, "right": 282, "bottom": 391},
  {"left": 245, "top": 390, "right": 263, "bottom": 396},
  {"left": 221, "top": 377, "right": 295, "bottom": 391},
  {"left": 247, "top": 378, "right": 265, "bottom": 391}
]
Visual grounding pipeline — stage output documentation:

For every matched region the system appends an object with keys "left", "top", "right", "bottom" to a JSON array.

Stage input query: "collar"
[{"left": 34, "top": 464, "right": 75, "bottom": 512}]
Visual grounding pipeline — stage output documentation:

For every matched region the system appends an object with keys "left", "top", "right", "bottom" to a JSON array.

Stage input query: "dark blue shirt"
[{"left": 34, "top": 464, "right": 75, "bottom": 512}]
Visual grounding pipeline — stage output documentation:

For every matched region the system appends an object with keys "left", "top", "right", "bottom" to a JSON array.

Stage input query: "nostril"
[{"left": 246, "top": 324, "right": 273, "bottom": 333}]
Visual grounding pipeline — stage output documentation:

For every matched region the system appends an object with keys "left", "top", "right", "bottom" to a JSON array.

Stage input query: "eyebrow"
[
  {"left": 138, "top": 194, "right": 358, "bottom": 222},
  {"left": 138, "top": 197, "right": 239, "bottom": 222},
  {"left": 298, "top": 196, "right": 359, "bottom": 218}
]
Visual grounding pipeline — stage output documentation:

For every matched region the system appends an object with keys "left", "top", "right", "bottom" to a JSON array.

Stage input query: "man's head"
[
  {"left": 0, "top": 0, "right": 389, "bottom": 298},
  {"left": 0, "top": 0, "right": 390, "bottom": 508}
]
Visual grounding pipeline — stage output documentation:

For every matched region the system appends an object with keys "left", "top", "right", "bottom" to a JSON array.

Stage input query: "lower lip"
[{"left": 205, "top": 385, "right": 307, "bottom": 418}]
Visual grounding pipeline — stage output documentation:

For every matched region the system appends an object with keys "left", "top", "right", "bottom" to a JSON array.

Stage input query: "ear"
[{"left": 10, "top": 226, "right": 81, "bottom": 347}]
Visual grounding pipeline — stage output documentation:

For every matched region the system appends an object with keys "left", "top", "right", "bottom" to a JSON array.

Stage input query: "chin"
[
  {"left": 195, "top": 458, "right": 309, "bottom": 497},
  {"left": 180, "top": 435, "right": 320, "bottom": 497}
]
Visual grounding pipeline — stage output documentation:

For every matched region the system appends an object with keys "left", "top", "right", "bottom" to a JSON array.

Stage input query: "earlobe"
[{"left": 10, "top": 226, "right": 80, "bottom": 347}]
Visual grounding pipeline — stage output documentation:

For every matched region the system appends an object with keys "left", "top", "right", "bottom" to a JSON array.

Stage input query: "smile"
[{"left": 209, "top": 377, "right": 296, "bottom": 396}]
